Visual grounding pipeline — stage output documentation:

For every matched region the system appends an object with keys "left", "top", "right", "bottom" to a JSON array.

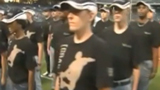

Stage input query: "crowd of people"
[{"left": 0, "top": 0, "right": 159, "bottom": 90}]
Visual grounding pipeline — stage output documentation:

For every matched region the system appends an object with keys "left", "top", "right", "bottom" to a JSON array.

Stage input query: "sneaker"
[
  {"left": 48, "top": 73, "right": 53, "bottom": 78},
  {"left": 41, "top": 72, "right": 49, "bottom": 77}
]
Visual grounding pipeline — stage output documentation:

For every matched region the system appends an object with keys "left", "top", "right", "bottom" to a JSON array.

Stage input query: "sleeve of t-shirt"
[
  {"left": 93, "top": 21, "right": 101, "bottom": 34},
  {"left": 25, "top": 41, "right": 37, "bottom": 70},
  {"left": 95, "top": 40, "right": 113, "bottom": 88},
  {"left": 2, "top": 24, "right": 10, "bottom": 37},
  {"left": 132, "top": 33, "right": 142, "bottom": 67},
  {"left": 0, "top": 25, "right": 9, "bottom": 53},
  {"left": 151, "top": 22, "right": 160, "bottom": 47},
  {"left": 35, "top": 26, "right": 44, "bottom": 42}
]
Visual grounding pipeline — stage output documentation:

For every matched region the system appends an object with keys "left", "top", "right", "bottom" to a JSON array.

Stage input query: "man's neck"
[
  {"left": 101, "top": 18, "right": 108, "bottom": 22},
  {"left": 46, "top": 16, "right": 50, "bottom": 20},
  {"left": 115, "top": 20, "right": 128, "bottom": 30},
  {"left": 53, "top": 17, "right": 60, "bottom": 21},
  {"left": 74, "top": 26, "right": 93, "bottom": 44},
  {"left": 138, "top": 17, "right": 148, "bottom": 24},
  {"left": 29, "top": 19, "right": 33, "bottom": 24},
  {"left": 14, "top": 30, "right": 25, "bottom": 39}
]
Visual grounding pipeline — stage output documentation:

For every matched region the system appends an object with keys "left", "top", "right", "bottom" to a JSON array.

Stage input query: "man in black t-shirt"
[
  {"left": 94, "top": 7, "right": 113, "bottom": 36},
  {"left": 41, "top": 8, "right": 54, "bottom": 78},
  {"left": 23, "top": 9, "right": 43, "bottom": 90},
  {"left": 0, "top": 9, "right": 10, "bottom": 90},
  {"left": 99, "top": 0, "right": 142, "bottom": 90},
  {"left": 46, "top": 4, "right": 64, "bottom": 78},
  {"left": 0, "top": 22, "right": 9, "bottom": 90},
  {"left": 130, "top": 1, "right": 160, "bottom": 90},
  {"left": 2, "top": 9, "right": 37, "bottom": 90},
  {"left": 54, "top": 0, "right": 113, "bottom": 90}
]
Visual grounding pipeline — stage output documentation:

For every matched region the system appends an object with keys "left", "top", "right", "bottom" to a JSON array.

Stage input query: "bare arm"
[
  {"left": 152, "top": 48, "right": 159, "bottom": 73},
  {"left": 55, "top": 76, "right": 60, "bottom": 90},
  {"left": 28, "top": 69, "right": 35, "bottom": 90},
  {"left": 47, "top": 34, "right": 52, "bottom": 51},
  {"left": 37, "top": 42, "right": 43, "bottom": 64},
  {"left": 132, "top": 66, "right": 140, "bottom": 90},
  {"left": 1, "top": 52, "right": 7, "bottom": 85}
]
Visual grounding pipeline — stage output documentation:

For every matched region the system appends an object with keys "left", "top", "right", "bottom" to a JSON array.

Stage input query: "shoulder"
[
  {"left": 58, "top": 35, "right": 73, "bottom": 45},
  {"left": 90, "top": 35, "right": 107, "bottom": 48},
  {"left": 99, "top": 26, "right": 113, "bottom": 37}
]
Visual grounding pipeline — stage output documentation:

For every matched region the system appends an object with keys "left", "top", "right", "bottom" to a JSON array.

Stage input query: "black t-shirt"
[
  {"left": 0, "top": 22, "right": 9, "bottom": 68},
  {"left": 56, "top": 35, "right": 113, "bottom": 90},
  {"left": 130, "top": 21, "right": 160, "bottom": 61},
  {"left": 25, "top": 22, "right": 44, "bottom": 54},
  {"left": 51, "top": 20, "right": 73, "bottom": 49},
  {"left": 99, "top": 25, "right": 142, "bottom": 80},
  {"left": 93, "top": 20, "right": 113, "bottom": 36},
  {"left": 42, "top": 18, "right": 53, "bottom": 41},
  {"left": 49, "top": 19, "right": 64, "bottom": 47},
  {"left": 7, "top": 37, "right": 37, "bottom": 84}
]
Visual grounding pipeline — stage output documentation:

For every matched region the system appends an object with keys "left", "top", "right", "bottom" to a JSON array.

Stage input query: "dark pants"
[{"left": 44, "top": 42, "right": 50, "bottom": 73}]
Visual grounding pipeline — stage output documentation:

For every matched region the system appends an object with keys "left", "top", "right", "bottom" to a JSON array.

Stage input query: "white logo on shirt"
[
  {"left": 144, "top": 31, "right": 151, "bottom": 35},
  {"left": 57, "top": 44, "right": 68, "bottom": 69},
  {"left": 8, "top": 45, "right": 25, "bottom": 67},
  {"left": 107, "top": 67, "right": 113, "bottom": 77},
  {"left": 122, "top": 43, "right": 132, "bottom": 48},
  {"left": 63, "top": 32, "right": 70, "bottom": 36},
  {"left": 60, "top": 51, "right": 95, "bottom": 90},
  {"left": 26, "top": 31, "right": 35, "bottom": 38}
]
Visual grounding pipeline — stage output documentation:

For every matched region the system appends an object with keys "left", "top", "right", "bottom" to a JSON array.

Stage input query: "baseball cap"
[
  {"left": 110, "top": 0, "right": 131, "bottom": 9},
  {"left": 2, "top": 9, "right": 27, "bottom": 23},
  {"left": 136, "top": 1, "right": 155, "bottom": 13},
  {"left": 60, "top": 0, "right": 97, "bottom": 14},
  {"left": 100, "top": 7, "right": 110, "bottom": 13},
  {"left": 23, "top": 9, "right": 36, "bottom": 15}
]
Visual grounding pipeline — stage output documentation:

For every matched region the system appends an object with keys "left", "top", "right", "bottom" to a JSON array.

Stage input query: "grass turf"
[{"left": 41, "top": 60, "right": 160, "bottom": 90}]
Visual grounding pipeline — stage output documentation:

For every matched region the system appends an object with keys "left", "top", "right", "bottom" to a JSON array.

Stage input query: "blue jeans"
[
  {"left": 34, "top": 56, "right": 42, "bottom": 90},
  {"left": 0, "top": 69, "right": 12, "bottom": 90},
  {"left": 112, "top": 83, "right": 131, "bottom": 90},
  {"left": 4, "top": 77, "right": 28, "bottom": 90},
  {"left": 137, "top": 60, "right": 152, "bottom": 90},
  {"left": 13, "top": 82, "right": 28, "bottom": 90}
]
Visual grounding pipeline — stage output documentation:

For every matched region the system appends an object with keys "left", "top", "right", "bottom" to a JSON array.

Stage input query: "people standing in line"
[
  {"left": 2, "top": 9, "right": 37, "bottom": 90},
  {"left": 130, "top": 1, "right": 160, "bottom": 90},
  {"left": 54, "top": 0, "right": 113, "bottom": 90},
  {"left": 99, "top": 0, "right": 142, "bottom": 90},
  {"left": 23, "top": 9, "right": 43, "bottom": 90}
]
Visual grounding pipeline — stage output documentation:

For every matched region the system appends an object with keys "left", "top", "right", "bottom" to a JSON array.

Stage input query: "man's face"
[
  {"left": 42, "top": 11, "right": 50, "bottom": 18},
  {"left": 100, "top": 11, "right": 108, "bottom": 20},
  {"left": 67, "top": 8, "right": 94, "bottom": 32},
  {"left": 137, "top": 4, "right": 149, "bottom": 18},
  {"left": 112, "top": 6, "right": 126, "bottom": 22},
  {"left": 7, "top": 21, "right": 18, "bottom": 34},
  {"left": 51, "top": 11, "right": 57, "bottom": 18},
  {"left": 26, "top": 12, "right": 33, "bottom": 21}
]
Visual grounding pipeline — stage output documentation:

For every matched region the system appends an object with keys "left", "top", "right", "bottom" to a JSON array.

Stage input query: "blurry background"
[{"left": 0, "top": 0, "right": 160, "bottom": 21}]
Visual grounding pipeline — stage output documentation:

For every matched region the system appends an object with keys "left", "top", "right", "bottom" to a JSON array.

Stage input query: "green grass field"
[{"left": 41, "top": 59, "right": 160, "bottom": 90}]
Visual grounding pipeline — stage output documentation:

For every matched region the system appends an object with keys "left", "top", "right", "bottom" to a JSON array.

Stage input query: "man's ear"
[{"left": 88, "top": 11, "right": 96, "bottom": 22}]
